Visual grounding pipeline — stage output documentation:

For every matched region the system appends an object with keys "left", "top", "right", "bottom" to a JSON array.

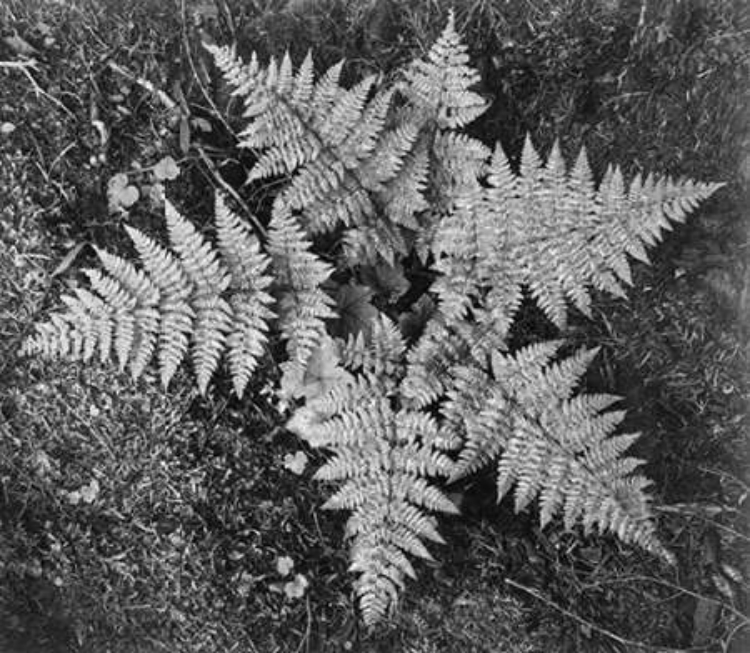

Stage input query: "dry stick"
[
  {"left": 293, "top": 595, "right": 313, "bottom": 653},
  {"left": 0, "top": 60, "right": 36, "bottom": 69},
  {"left": 107, "top": 62, "right": 178, "bottom": 111},
  {"left": 176, "top": 2, "right": 267, "bottom": 237},
  {"left": 725, "top": 620, "right": 750, "bottom": 651},
  {"left": 0, "top": 59, "right": 75, "bottom": 119},
  {"left": 578, "top": 574, "right": 750, "bottom": 627},
  {"left": 658, "top": 504, "right": 750, "bottom": 545},
  {"left": 196, "top": 145, "right": 267, "bottom": 238},
  {"left": 505, "top": 578, "right": 716, "bottom": 653},
  {"left": 107, "top": 61, "right": 266, "bottom": 238},
  {"left": 179, "top": 0, "right": 236, "bottom": 137},
  {"left": 218, "top": 0, "right": 237, "bottom": 41}
]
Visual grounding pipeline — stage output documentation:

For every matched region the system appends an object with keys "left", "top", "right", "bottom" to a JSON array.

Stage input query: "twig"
[
  {"left": 696, "top": 465, "right": 750, "bottom": 492},
  {"left": 294, "top": 594, "right": 313, "bottom": 653},
  {"left": 196, "top": 145, "right": 266, "bottom": 238},
  {"left": 48, "top": 141, "right": 77, "bottom": 176},
  {"left": 505, "top": 578, "right": 715, "bottom": 652},
  {"left": 0, "top": 59, "right": 37, "bottom": 69},
  {"left": 578, "top": 574, "right": 750, "bottom": 626},
  {"left": 725, "top": 620, "right": 750, "bottom": 651},
  {"left": 1, "top": 59, "right": 75, "bottom": 119},
  {"left": 218, "top": 0, "right": 237, "bottom": 41},
  {"left": 179, "top": 0, "right": 236, "bottom": 137},
  {"left": 108, "top": 61, "right": 264, "bottom": 238},
  {"left": 52, "top": 393, "right": 117, "bottom": 459},
  {"left": 108, "top": 61, "right": 178, "bottom": 111},
  {"left": 658, "top": 504, "right": 750, "bottom": 544}
]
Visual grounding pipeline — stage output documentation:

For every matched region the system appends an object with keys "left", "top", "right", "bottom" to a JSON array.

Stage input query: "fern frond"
[
  {"left": 25, "top": 17, "right": 719, "bottom": 632},
  {"left": 402, "top": 10, "right": 488, "bottom": 129},
  {"left": 361, "top": 120, "right": 423, "bottom": 187},
  {"left": 432, "top": 131, "right": 490, "bottom": 198},
  {"left": 267, "top": 206, "right": 336, "bottom": 394},
  {"left": 23, "top": 195, "right": 275, "bottom": 396},
  {"left": 445, "top": 342, "right": 670, "bottom": 561},
  {"left": 163, "top": 200, "right": 234, "bottom": 393},
  {"left": 401, "top": 319, "right": 472, "bottom": 408},
  {"left": 92, "top": 250, "right": 161, "bottom": 376},
  {"left": 209, "top": 44, "right": 414, "bottom": 239},
  {"left": 377, "top": 140, "right": 430, "bottom": 230},
  {"left": 339, "top": 313, "right": 406, "bottom": 379},
  {"left": 289, "top": 317, "right": 459, "bottom": 627},
  {"left": 215, "top": 195, "right": 276, "bottom": 396},
  {"left": 401, "top": 315, "right": 509, "bottom": 409},
  {"left": 433, "top": 135, "right": 724, "bottom": 328},
  {"left": 124, "top": 224, "right": 195, "bottom": 388},
  {"left": 431, "top": 185, "right": 489, "bottom": 321}
]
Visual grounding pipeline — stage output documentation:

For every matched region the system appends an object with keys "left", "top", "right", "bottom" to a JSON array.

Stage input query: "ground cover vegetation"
[{"left": 1, "top": 0, "right": 748, "bottom": 651}]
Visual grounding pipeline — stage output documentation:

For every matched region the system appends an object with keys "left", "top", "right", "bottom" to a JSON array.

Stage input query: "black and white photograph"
[{"left": 0, "top": 0, "right": 747, "bottom": 650}]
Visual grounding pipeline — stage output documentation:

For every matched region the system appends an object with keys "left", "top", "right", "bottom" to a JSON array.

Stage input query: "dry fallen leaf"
[
  {"left": 336, "top": 283, "right": 378, "bottom": 338},
  {"left": 191, "top": 117, "right": 212, "bottom": 133},
  {"left": 296, "top": 336, "right": 352, "bottom": 401},
  {"left": 51, "top": 243, "right": 86, "bottom": 278},
  {"left": 4, "top": 34, "right": 38, "bottom": 56}
]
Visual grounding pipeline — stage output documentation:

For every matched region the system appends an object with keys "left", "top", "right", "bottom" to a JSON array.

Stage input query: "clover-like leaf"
[
  {"left": 276, "top": 555, "right": 295, "bottom": 578},
  {"left": 153, "top": 155, "right": 180, "bottom": 181},
  {"left": 107, "top": 173, "right": 140, "bottom": 212},
  {"left": 283, "top": 573, "right": 309, "bottom": 600},
  {"left": 283, "top": 451, "right": 308, "bottom": 475},
  {"left": 67, "top": 478, "right": 100, "bottom": 505}
]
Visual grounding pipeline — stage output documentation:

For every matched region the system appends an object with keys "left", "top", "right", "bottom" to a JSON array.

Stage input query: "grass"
[{"left": 1, "top": 0, "right": 748, "bottom": 651}]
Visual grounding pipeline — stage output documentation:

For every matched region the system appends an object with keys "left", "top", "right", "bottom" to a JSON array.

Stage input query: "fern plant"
[
  {"left": 22, "top": 195, "right": 334, "bottom": 398},
  {"left": 24, "top": 12, "right": 723, "bottom": 628}
]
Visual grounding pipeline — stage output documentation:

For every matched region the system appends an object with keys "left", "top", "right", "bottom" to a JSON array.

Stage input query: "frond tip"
[
  {"left": 403, "top": 10, "right": 488, "bottom": 129},
  {"left": 22, "top": 194, "right": 275, "bottom": 397}
]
